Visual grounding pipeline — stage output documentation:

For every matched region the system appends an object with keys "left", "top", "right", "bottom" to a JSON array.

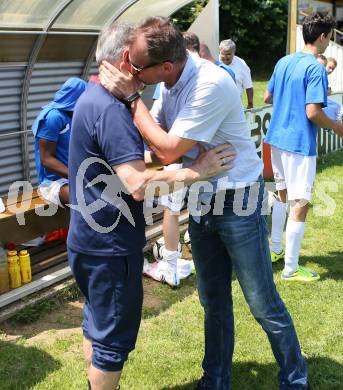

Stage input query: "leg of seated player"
[
  {"left": 59, "top": 183, "right": 69, "bottom": 206},
  {"left": 156, "top": 207, "right": 181, "bottom": 287},
  {"left": 163, "top": 208, "right": 181, "bottom": 251}
]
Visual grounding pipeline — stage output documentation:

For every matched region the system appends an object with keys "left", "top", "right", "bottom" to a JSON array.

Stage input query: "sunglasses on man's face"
[{"left": 129, "top": 58, "right": 173, "bottom": 73}]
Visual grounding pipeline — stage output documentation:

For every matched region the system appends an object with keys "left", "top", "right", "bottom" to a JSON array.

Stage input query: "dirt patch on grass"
[
  {"left": 0, "top": 278, "right": 178, "bottom": 342},
  {"left": 0, "top": 299, "right": 84, "bottom": 342},
  {"left": 0, "top": 241, "right": 195, "bottom": 343},
  {"left": 143, "top": 279, "right": 164, "bottom": 309}
]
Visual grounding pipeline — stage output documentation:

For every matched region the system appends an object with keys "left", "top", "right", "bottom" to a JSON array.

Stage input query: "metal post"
[
  {"left": 19, "top": 0, "right": 73, "bottom": 183},
  {"left": 81, "top": 0, "right": 139, "bottom": 80}
]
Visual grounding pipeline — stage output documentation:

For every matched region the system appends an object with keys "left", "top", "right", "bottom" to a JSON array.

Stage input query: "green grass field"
[{"left": 243, "top": 80, "right": 268, "bottom": 108}]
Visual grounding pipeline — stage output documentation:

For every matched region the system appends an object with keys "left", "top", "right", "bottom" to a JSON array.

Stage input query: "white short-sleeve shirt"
[
  {"left": 151, "top": 56, "right": 263, "bottom": 191},
  {"left": 226, "top": 55, "right": 253, "bottom": 97}
]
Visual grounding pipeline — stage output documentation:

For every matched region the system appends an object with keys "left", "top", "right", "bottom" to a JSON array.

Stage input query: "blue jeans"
[{"left": 188, "top": 179, "right": 308, "bottom": 390}]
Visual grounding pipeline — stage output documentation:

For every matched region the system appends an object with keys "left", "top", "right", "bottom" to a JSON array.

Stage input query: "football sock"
[
  {"left": 162, "top": 248, "right": 179, "bottom": 270},
  {"left": 284, "top": 219, "right": 305, "bottom": 275},
  {"left": 271, "top": 199, "right": 287, "bottom": 254}
]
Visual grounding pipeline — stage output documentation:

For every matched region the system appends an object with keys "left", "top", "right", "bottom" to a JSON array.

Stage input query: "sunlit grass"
[{"left": 1, "top": 150, "right": 343, "bottom": 389}]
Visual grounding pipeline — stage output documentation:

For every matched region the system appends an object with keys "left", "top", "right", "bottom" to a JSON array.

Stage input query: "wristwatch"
[{"left": 123, "top": 92, "right": 140, "bottom": 104}]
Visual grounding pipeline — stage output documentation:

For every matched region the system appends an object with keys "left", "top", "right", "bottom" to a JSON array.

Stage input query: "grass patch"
[
  {"left": 9, "top": 284, "right": 82, "bottom": 325},
  {"left": 1, "top": 150, "right": 343, "bottom": 389},
  {"left": 243, "top": 80, "right": 268, "bottom": 108}
]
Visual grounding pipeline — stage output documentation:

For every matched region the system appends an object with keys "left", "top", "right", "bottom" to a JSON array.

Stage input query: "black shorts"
[{"left": 68, "top": 247, "right": 144, "bottom": 372}]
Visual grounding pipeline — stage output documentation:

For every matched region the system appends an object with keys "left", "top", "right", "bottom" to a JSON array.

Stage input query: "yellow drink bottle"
[
  {"left": 0, "top": 246, "right": 9, "bottom": 294},
  {"left": 7, "top": 250, "right": 21, "bottom": 289},
  {"left": 19, "top": 249, "right": 32, "bottom": 284}
]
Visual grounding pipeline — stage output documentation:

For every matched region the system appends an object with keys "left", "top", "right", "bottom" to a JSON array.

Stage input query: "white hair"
[
  {"left": 96, "top": 22, "right": 134, "bottom": 65},
  {"left": 219, "top": 39, "right": 236, "bottom": 52}
]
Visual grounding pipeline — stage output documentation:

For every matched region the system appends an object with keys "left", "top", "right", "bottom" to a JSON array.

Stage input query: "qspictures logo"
[{"left": 4, "top": 157, "right": 340, "bottom": 234}]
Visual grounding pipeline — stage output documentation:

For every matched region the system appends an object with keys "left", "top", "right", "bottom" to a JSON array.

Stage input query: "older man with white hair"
[
  {"left": 67, "top": 21, "right": 234, "bottom": 390},
  {"left": 219, "top": 39, "right": 254, "bottom": 108}
]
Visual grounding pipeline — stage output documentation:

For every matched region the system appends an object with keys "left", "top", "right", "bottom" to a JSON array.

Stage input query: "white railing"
[{"left": 245, "top": 92, "right": 343, "bottom": 160}]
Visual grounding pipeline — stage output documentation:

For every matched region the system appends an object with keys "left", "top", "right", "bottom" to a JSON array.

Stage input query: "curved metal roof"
[
  {"left": 0, "top": 0, "right": 68, "bottom": 30},
  {"left": 52, "top": 0, "right": 138, "bottom": 31},
  {"left": 0, "top": 0, "right": 194, "bottom": 32},
  {"left": 118, "top": 0, "right": 194, "bottom": 22}
]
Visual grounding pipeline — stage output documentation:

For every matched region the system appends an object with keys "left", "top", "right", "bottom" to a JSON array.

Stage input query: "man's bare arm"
[
  {"left": 246, "top": 88, "right": 253, "bottom": 109},
  {"left": 99, "top": 61, "right": 213, "bottom": 165},
  {"left": 130, "top": 98, "right": 197, "bottom": 164},
  {"left": 306, "top": 103, "right": 343, "bottom": 136},
  {"left": 114, "top": 144, "right": 235, "bottom": 201},
  {"left": 39, "top": 139, "right": 68, "bottom": 178}
]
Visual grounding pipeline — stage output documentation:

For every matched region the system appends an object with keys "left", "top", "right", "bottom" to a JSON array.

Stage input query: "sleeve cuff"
[{"left": 107, "top": 152, "right": 144, "bottom": 167}]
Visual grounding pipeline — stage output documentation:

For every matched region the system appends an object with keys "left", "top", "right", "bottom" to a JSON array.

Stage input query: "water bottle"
[
  {"left": 7, "top": 250, "right": 21, "bottom": 289},
  {"left": 19, "top": 249, "right": 32, "bottom": 284}
]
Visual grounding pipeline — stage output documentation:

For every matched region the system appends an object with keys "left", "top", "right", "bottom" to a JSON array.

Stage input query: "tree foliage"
[
  {"left": 172, "top": 0, "right": 208, "bottom": 31},
  {"left": 172, "top": 0, "right": 288, "bottom": 76},
  {"left": 219, "top": 0, "right": 288, "bottom": 76}
]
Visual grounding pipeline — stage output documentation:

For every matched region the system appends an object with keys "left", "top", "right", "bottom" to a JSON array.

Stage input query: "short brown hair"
[
  {"left": 136, "top": 16, "right": 187, "bottom": 63},
  {"left": 183, "top": 31, "right": 200, "bottom": 53},
  {"left": 302, "top": 12, "right": 336, "bottom": 44},
  {"left": 317, "top": 54, "right": 328, "bottom": 65}
]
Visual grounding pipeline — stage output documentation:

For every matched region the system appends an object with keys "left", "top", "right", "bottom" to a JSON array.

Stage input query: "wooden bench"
[
  {"left": 0, "top": 189, "right": 69, "bottom": 245},
  {"left": 0, "top": 182, "right": 189, "bottom": 318}
]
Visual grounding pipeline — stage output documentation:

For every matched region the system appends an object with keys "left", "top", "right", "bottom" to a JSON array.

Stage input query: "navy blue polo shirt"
[{"left": 67, "top": 81, "right": 146, "bottom": 256}]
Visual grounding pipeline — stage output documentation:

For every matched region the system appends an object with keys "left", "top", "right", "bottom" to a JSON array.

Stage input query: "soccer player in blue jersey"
[
  {"left": 32, "top": 77, "right": 86, "bottom": 206},
  {"left": 264, "top": 12, "right": 343, "bottom": 282}
]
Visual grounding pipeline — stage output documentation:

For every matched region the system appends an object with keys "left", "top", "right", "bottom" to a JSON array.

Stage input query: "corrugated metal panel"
[
  {"left": 0, "top": 134, "right": 24, "bottom": 196},
  {"left": 88, "top": 60, "right": 98, "bottom": 76},
  {"left": 0, "top": 66, "right": 26, "bottom": 196},
  {"left": 0, "top": 34, "right": 36, "bottom": 63},
  {"left": 0, "top": 67, "right": 24, "bottom": 135},
  {"left": 26, "top": 61, "right": 85, "bottom": 184},
  {"left": 27, "top": 132, "right": 38, "bottom": 187}
]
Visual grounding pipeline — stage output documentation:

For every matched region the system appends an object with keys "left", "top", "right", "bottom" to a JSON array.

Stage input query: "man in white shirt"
[
  {"left": 219, "top": 39, "right": 254, "bottom": 108},
  {"left": 99, "top": 16, "right": 308, "bottom": 390}
]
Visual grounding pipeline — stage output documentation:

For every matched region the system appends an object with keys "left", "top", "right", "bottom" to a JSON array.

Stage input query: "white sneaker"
[
  {"left": 156, "top": 260, "right": 180, "bottom": 287},
  {"left": 183, "top": 230, "right": 192, "bottom": 252},
  {"left": 177, "top": 258, "right": 194, "bottom": 279},
  {"left": 143, "top": 258, "right": 152, "bottom": 274}
]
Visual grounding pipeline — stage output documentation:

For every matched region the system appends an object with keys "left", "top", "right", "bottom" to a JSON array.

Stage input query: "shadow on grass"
[
  {"left": 271, "top": 251, "right": 343, "bottom": 281},
  {"left": 316, "top": 149, "right": 343, "bottom": 175},
  {"left": 0, "top": 289, "right": 85, "bottom": 338},
  {"left": 163, "top": 357, "right": 343, "bottom": 390},
  {"left": 0, "top": 340, "right": 61, "bottom": 390},
  {"left": 300, "top": 252, "right": 343, "bottom": 281}
]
